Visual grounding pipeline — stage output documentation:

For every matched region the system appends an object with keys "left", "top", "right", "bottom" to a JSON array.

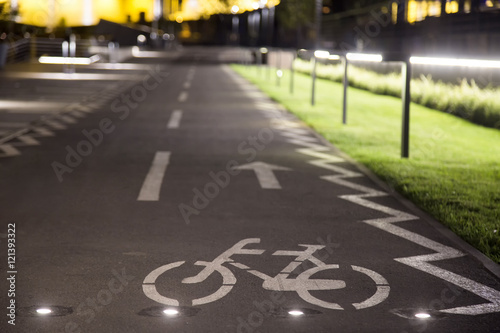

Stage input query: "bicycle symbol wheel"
[
  {"left": 142, "top": 261, "right": 236, "bottom": 306},
  {"left": 295, "top": 265, "right": 390, "bottom": 310}
]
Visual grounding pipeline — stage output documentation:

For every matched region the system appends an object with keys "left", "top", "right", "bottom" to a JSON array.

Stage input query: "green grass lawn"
[{"left": 232, "top": 65, "right": 500, "bottom": 264}]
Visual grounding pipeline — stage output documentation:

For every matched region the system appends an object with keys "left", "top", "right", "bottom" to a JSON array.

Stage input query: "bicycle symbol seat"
[{"left": 143, "top": 238, "right": 389, "bottom": 310}]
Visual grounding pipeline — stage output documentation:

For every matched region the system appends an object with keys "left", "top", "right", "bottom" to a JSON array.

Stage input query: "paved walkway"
[{"left": 1, "top": 47, "right": 499, "bottom": 332}]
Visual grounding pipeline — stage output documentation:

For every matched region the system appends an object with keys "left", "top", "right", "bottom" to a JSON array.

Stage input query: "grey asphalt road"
[{"left": 1, "top": 47, "right": 499, "bottom": 333}]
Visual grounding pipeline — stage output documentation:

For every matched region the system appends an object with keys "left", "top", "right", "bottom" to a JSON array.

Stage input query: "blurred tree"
[
  {"left": 0, "top": 2, "right": 19, "bottom": 35},
  {"left": 184, "top": 0, "right": 281, "bottom": 18},
  {"left": 344, "top": 0, "right": 385, "bottom": 10},
  {"left": 0, "top": 2, "right": 10, "bottom": 21},
  {"left": 275, "top": 0, "right": 315, "bottom": 47},
  {"left": 276, "top": 0, "right": 315, "bottom": 30}
]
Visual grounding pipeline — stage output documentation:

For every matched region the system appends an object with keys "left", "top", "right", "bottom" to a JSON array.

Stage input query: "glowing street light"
[
  {"left": 163, "top": 308, "right": 179, "bottom": 316},
  {"left": 415, "top": 313, "right": 431, "bottom": 319},
  {"left": 288, "top": 310, "right": 304, "bottom": 316},
  {"left": 36, "top": 308, "right": 53, "bottom": 315}
]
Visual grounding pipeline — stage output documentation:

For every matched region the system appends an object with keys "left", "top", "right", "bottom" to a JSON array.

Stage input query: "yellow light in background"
[
  {"left": 392, "top": 2, "right": 398, "bottom": 24},
  {"left": 428, "top": 0, "right": 441, "bottom": 17},
  {"left": 179, "top": 22, "right": 191, "bottom": 38},
  {"left": 57, "top": 0, "right": 95, "bottom": 27},
  {"left": 485, "top": 0, "right": 493, "bottom": 7},
  {"left": 446, "top": 0, "right": 459, "bottom": 13},
  {"left": 14, "top": 0, "right": 282, "bottom": 27},
  {"left": 416, "top": 1, "right": 425, "bottom": 21},
  {"left": 169, "top": 0, "right": 281, "bottom": 22},
  {"left": 408, "top": 0, "right": 446, "bottom": 23},
  {"left": 125, "top": 0, "right": 154, "bottom": 23},
  {"left": 464, "top": 0, "right": 471, "bottom": 12},
  {"left": 407, "top": 0, "right": 417, "bottom": 23},
  {"left": 14, "top": 0, "right": 117, "bottom": 26},
  {"left": 15, "top": 0, "right": 51, "bottom": 26},
  {"left": 94, "top": 0, "right": 124, "bottom": 25}
]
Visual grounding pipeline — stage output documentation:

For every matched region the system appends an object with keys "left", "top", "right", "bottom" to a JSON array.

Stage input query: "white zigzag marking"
[
  {"left": 333, "top": 183, "right": 500, "bottom": 315},
  {"left": 44, "top": 120, "right": 67, "bottom": 130},
  {"left": 70, "top": 110, "right": 86, "bottom": 118},
  {"left": 31, "top": 127, "right": 55, "bottom": 137},
  {"left": 0, "top": 144, "right": 21, "bottom": 157},
  {"left": 0, "top": 134, "right": 43, "bottom": 157},
  {"left": 317, "top": 153, "right": 500, "bottom": 315},
  {"left": 11, "top": 135, "right": 40, "bottom": 146},
  {"left": 59, "top": 115, "right": 77, "bottom": 124},
  {"left": 257, "top": 104, "right": 500, "bottom": 315}
]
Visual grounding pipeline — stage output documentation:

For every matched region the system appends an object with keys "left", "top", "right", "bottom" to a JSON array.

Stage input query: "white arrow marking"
[
  {"left": 167, "top": 110, "right": 183, "bottom": 129},
  {"left": 236, "top": 162, "right": 291, "bottom": 189},
  {"left": 137, "top": 151, "right": 171, "bottom": 201}
]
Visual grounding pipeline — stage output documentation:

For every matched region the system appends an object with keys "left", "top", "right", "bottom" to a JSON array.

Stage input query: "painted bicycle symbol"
[{"left": 143, "top": 238, "right": 390, "bottom": 310}]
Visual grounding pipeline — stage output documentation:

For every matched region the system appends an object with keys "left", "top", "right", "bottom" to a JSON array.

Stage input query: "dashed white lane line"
[
  {"left": 137, "top": 151, "right": 171, "bottom": 201},
  {"left": 178, "top": 91, "right": 189, "bottom": 102},
  {"left": 183, "top": 81, "right": 191, "bottom": 89},
  {"left": 167, "top": 110, "right": 183, "bottom": 129}
]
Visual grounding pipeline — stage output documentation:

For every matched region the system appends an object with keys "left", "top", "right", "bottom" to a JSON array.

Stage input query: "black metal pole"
[
  {"left": 267, "top": 49, "right": 271, "bottom": 81},
  {"left": 290, "top": 51, "right": 296, "bottom": 94},
  {"left": 401, "top": 60, "right": 411, "bottom": 158},
  {"left": 342, "top": 57, "right": 349, "bottom": 124},
  {"left": 311, "top": 55, "right": 317, "bottom": 106},
  {"left": 315, "top": 0, "right": 322, "bottom": 48},
  {"left": 276, "top": 49, "right": 281, "bottom": 87},
  {"left": 257, "top": 50, "right": 261, "bottom": 77}
]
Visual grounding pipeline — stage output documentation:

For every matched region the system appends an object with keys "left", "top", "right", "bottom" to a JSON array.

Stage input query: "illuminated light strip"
[
  {"left": 132, "top": 46, "right": 169, "bottom": 58},
  {"left": 410, "top": 56, "right": 500, "bottom": 69},
  {"left": 39, "top": 55, "right": 100, "bottom": 65},
  {"left": 346, "top": 53, "right": 383, "bottom": 62},
  {"left": 314, "top": 50, "right": 330, "bottom": 59}
]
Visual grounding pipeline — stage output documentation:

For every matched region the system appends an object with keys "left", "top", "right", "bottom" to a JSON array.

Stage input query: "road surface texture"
[{"left": 1, "top": 47, "right": 499, "bottom": 333}]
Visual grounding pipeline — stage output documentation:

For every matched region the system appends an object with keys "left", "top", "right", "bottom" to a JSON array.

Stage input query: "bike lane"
[{"left": 134, "top": 59, "right": 500, "bottom": 332}]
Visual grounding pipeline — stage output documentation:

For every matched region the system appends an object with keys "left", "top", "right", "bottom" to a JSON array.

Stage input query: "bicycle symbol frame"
[{"left": 143, "top": 238, "right": 390, "bottom": 310}]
